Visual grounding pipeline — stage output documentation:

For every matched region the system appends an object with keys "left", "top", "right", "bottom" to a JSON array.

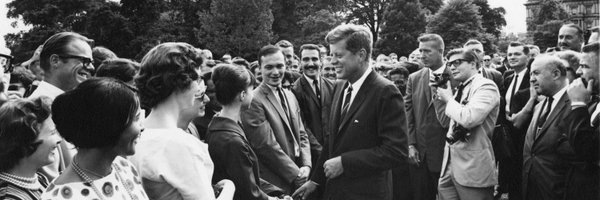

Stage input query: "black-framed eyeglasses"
[
  {"left": 483, "top": 59, "right": 490, "bottom": 61},
  {"left": 446, "top": 59, "right": 467, "bottom": 67},
  {"left": 58, "top": 54, "right": 93, "bottom": 67}
]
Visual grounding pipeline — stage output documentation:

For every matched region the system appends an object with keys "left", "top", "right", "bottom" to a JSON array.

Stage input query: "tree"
[
  {"left": 375, "top": 0, "right": 426, "bottom": 57},
  {"left": 526, "top": 0, "right": 569, "bottom": 32},
  {"left": 426, "top": 0, "right": 485, "bottom": 51},
  {"left": 84, "top": 2, "right": 135, "bottom": 58},
  {"left": 472, "top": 0, "right": 506, "bottom": 38},
  {"left": 294, "top": 9, "right": 343, "bottom": 46},
  {"left": 345, "top": 0, "right": 389, "bottom": 44},
  {"left": 532, "top": 20, "right": 564, "bottom": 51},
  {"left": 420, "top": 0, "right": 443, "bottom": 15},
  {"left": 198, "top": 0, "right": 274, "bottom": 60}
]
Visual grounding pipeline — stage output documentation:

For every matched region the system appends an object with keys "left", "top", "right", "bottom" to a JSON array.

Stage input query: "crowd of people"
[{"left": 0, "top": 21, "right": 597, "bottom": 200}]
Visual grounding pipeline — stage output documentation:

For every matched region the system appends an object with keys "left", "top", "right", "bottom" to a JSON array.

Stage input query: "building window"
[{"left": 586, "top": 4, "right": 594, "bottom": 14}]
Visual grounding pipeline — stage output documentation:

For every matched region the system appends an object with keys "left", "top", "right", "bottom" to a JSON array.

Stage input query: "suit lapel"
[
  {"left": 330, "top": 81, "right": 345, "bottom": 138},
  {"left": 260, "top": 84, "right": 294, "bottom": 133},
  {"left": 534, "top": 93, "right": 569, "bottom": 142},
  {"left": 420, "top": 68, "right": 432, "bottom": 106},
  {"left": 337, "top": 71, "right": 377, "bottom": 133},
  {"left": 518, "top": 69, "right": 530, "bottom": 91},
  {"left": 301, "top": 76, "right": 320, "bottom": 106}
]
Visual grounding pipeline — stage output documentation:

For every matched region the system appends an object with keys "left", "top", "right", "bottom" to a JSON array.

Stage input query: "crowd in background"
[{"left": 0, "top": 21, "right": 597, "bottom": 200}]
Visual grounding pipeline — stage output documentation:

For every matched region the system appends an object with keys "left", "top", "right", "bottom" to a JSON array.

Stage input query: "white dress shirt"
[
  {"left": 342, "top": 67, "right": 372, "bottom": 108},
  {"left": 505, "top": 68, "right": 527, "bottom": 113}
]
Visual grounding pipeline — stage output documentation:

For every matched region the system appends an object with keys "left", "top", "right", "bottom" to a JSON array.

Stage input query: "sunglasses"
[
  {"left": 58, "top": 54, "right": 93, "bottom": 67},
  {"left": 483, "top": 59, "right": 490, "bottom": 61}
]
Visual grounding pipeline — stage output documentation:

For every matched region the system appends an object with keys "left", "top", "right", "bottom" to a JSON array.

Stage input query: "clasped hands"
[{"left": 292, "top": 156, "right": 343, "bottom": 200}]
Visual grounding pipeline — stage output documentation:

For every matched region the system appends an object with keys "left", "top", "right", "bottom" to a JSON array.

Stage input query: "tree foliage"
[
  {"left": 420, "top": 0, "right": 443, "bottom": 15},
  {"left": 526, "top": 0, "right": 569, "bottom": 31},
  {"left": 345, "top": 0, "right": 389, "bottom": 44},
  {"left": 375, "top": 0, "right": 426, "bottom": 56},
  {"left": 532, "top": 20, "right": 564, "bottom": 51},
  {"left": 294, "top": 9, "right": 343, "bottom": 46},
  {"left": 198, "top": 0, "right": 274, "bottom": 60},
  {"left": 426, "top": 0, "right": 486, "bottom": 51},
  {"left": 472, "top": 0, "right": 506, "bottom": 38}
]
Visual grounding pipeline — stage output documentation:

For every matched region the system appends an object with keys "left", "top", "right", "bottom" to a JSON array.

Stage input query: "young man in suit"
[
  {"left": 496, "top": 42, "right": 532, "bottom": 200},
  {"left": 293, "top": 24, "right": 408, "bottom": 200},
  {"left": 405, "top": 33, "right": 454, "bottom": 200},
  {"left": 522, "top": 55, "right": 572, "bottom": 200},
  {"left": 563, "top": 42, "right": 599, "bottom": 199},
  {"left": 241, "top": 45, "right": 311, "bottom": 194},
  {"left": 291, "top": 44, "right": 335, "bottom": 174},
  {"left": 435, "top": 48, "right": 500, "bottom": 200}
]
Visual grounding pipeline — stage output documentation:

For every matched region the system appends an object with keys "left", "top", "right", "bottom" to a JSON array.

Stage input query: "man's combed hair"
[
  {"left": 325, "top": 24, "right": 373, "bottom": 61},
  {"left": 509, "top": 42, "right": 530, "bottom": 55},
  {"left": 257, "top": 45, "right": 283, "bottom": 66},
  {"left": 300, "top": 44, "right": 322, "bottom": 57},
  {"left": 464, "top": 39, "right": 482, "bottom": 47},
  {"left": 135, "top": 42, "right": 201, "bottom": 109},
  {"left": 418, "top": 34, "right": 445, "bottom": 53},
  {"left": 445, "top": 48, "right": 481, "bottom": 69},
  {"left": 39, "top": 32, "right": 94, "bottom": 71},
  {"left": 276, "top": 40, "right": 293, "bottom": 48}
]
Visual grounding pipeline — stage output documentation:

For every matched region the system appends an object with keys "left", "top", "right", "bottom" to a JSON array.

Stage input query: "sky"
[{"left": 0, "top": 0, "right": 528, "bottom": 48}]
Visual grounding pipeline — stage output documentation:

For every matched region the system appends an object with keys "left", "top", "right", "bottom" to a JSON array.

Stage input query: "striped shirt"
[{"left": 0, "top": 173, "right": 49, "bottom": 200}]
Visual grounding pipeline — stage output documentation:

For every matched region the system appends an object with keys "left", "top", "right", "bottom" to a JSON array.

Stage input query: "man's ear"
[
  {"left": 49, "top": 54, "right": 61, "bottom": 70},
  {"left": 357, "top": 48, "right": 367, "bottom": 61}
]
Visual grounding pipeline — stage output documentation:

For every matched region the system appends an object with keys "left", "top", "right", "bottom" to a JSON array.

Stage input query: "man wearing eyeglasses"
[
  {"left": 28, "top": 32, "right": 94, "bottom": 181},
  {"left": 435, "top": 48, "right": 500, "bottom": 200}
]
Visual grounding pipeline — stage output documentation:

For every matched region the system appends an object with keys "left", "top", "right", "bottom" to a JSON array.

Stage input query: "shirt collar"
[
  {"left": 515, "top": 67, "right": 528, "bottom": 77},
  {"left": 552, "top": 84, "right": 568, "bottom": 103},
  {"left": 430, "top": 64, "right": 446, "bottom": 77},
  {"left": 304, "top": 74, "right": 318, "bottom": 84},
  {"left": 349, "top": 66, "right": 372, "bottom": 91},
  {"left": 35, "top": 81, "right": 64, "bottom": 99}
]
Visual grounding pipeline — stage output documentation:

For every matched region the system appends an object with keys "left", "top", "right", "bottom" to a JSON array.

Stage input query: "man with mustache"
[
  {"left": 557, "top": 23, "right": 584, "bottom": 52},
  {"left": 29, "top": 32, "right": 94, "bottom": 181},
  {"left": 291, "top": 44, "right": 335, "bottom": 192}
]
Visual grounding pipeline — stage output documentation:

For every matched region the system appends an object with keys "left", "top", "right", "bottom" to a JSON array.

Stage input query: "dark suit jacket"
[
  {"left": 499, "top": 69, "right": 532, "bottom": 158},
  {"left": 310, "top": 71, "right": 408, "bottom": 200},
  {"left": 481, "top": 67, "right": 504, "bottom": 91},
  {"left": 563, "top": 100, "right": 599, "bottom": 200},
  {"left": 291, "top": 76, "right": 334, "bottom": 149},
  {"left": 523, "top": 92, "right": 573, "bottom": 200},
  {"left": 241, "top": 83, "right": 311, "bottom": 193},
  {"left": 405, "top": 67, "right": 456, "bottom": 173},
  {"left": 206, "top": 116, "right": 281, "bottom": 200}
]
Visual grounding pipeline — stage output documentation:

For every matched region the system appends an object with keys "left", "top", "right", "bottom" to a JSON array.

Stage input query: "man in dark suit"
[
  {"left": 496, "top": 42, "right": 532, "bottom": 200},
  {"left": 291, "top": 44, "right": 335, "bottom": 172},
  {"left": 405, "top": 33, "right": 454, "bottom": 200},
  {"left": 563, "top": 42, "right": 599, "bottom": 200},
  {"left": 522, "top": 55, "right": 572, "bottom": 200},
  {"left": 293, "top": 24, "right": 408, "bottom": 200},
  {"left": 241, "top": 45, "right": 311, "bottom": 194}
]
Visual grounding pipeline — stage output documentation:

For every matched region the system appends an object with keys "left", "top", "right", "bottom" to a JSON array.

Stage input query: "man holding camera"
[{"left": 435, "top": 48, "right": 500, "bottom": 200}]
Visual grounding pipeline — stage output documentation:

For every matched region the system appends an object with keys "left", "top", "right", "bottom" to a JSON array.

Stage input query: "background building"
[{"left": 526, "top": 0, "right": 599, "bottom": 31}]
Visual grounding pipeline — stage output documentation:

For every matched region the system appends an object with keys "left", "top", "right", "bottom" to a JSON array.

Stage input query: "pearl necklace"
[
  {"left": 0, "top": 172, "right": 41, "bottom": 190},
  {"left": 72, "top": 159, "right": 135, "bottom": 200}
]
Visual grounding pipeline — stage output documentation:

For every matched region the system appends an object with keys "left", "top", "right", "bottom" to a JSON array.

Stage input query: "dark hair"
[
  {"left": 445, "top": 48, "right": 481, "bottom": 68},
  {"left": 325, "top": 24, "right": 373, "bottom": 61},
  {"left": 508, "top": 42, "right": 530, "bottom": 55},
  {"left": 249, "top": 61, "right": 259, "bottom": 73},
  {"left": 39, "top": 32, "right": 94, "bottom": 71},
  {"left": 582, "top": 42, "right": 600, "bottom": 54},
  {"left": 10, "top": 67, "right": 36, "bottom": 88},
  {"left": 276, "top": 40, "right": 293, "bottom": 48},
  {"left": 52, "top": 78, "right": 139, "bottom": 149},
  {"left": 258, "top": 45, "right": 283, "bottom": 67},
  {"left": 135, "top": 42, "right": 201, "bottom": 108},
  {"left": 561, "top": 23, "right": 584, "bottom": 40},
  {"left": 92, "top": 46, "right": 118, "bottom": 69},
  {"left": 283, "top": 71, "right": 301, "bottom": 83},
  {"left": 388, "top": 67, "right": 409, "bottom": 78},
  {"left": 0, "top": 97, "right": 51, "bottom": 172},
  {"left": 300, "top": 44, "right": 322, "bottom": 58},
  {"left": 398, "top": 61, "right": 420, "bottom": 74},
  {"left": 232, "top": 57, "right": 250, "bottom": 69},
  {"left": 96, "top": 58, "right": 140, "bottom": 83},
  {"left": 212, "top": 64, "right": 255, "bottom": 105}
]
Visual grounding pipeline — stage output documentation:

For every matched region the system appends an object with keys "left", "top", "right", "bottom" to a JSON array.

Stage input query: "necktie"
[
  {"left": 536, "top": 96, "right": 554, "bottom": 136},
  {"left": 313, "top": 79, "right": 321, "bottom": 100},
  {"left": 454, "top": 84, "right": 466, "bottom": 102},
  {"left": 277, "top": 87, "right": 291, "bottom": 121},
  {"left": 341, "top": 83, "right": 353, "bottom": 119},
  {"left": 510, "top": 74, "right": 519, "bottom": 99}
]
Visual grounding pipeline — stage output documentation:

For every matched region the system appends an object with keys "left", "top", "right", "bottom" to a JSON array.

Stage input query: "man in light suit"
[
  {"left": 435, "top": 48, "right": 500, "bottom": 200},
  {"left": 522, "top": 55, "right": 572, "bottom": 200},
  {"left": 293, "top": 24, "right": 408, "bottom": 200},
  {"left": 291, "top": 44, "right": 335, "bottom": 170},
  {"left": 405, "top": 33, "right": 455, "bottom": 200},
  {"left": 241, "top": 45, "right": 311, "bottom": 194},
  {"left": 563, "top": 42, "right": 599, "bottom": 200}
]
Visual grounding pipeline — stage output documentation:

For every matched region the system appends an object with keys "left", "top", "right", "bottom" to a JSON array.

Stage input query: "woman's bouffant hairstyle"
[
  {"left": 0, "top": 97, "right": 52, "bottom": 172},
  {"left": 52, "top": 78, "right": 139, "bottom": 149},
  {"left": 212, "top": 64, "right": 255, "bottom": 105},
  {"left": 96, "top": 58, "right": 141, "bottom": 83},
  {"left": 135, "top": 42, "right": 201, "bottom": 109}
]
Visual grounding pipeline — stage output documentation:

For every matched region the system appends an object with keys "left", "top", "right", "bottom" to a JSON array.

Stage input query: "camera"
[
  {"left": 431, "top": 72, "right": 450, "bottom": 88},
  {"left": 446, "top": 124, "right": 471, "bottom": 144}
]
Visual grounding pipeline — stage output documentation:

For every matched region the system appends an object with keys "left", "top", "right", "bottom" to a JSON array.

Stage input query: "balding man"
[
  {"left": 558, "top": 23, "right": 584, "bottom": 52},
  {"left": 522, "top": 55, "right": 572, "bottom": 200}
]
